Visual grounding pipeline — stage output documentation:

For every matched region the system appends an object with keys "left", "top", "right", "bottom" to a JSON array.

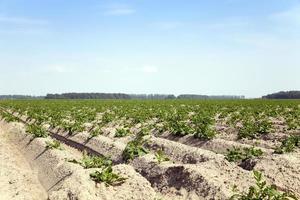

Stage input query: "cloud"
[
  {"left": 206, "top": 20, "right": 249, "bottom": 30},
  {"left": 0, "top": 28, "right": 46, "bottom": 35},
  {"left": 270, "top": 5, "right": 300, "bottom": 26},
  {"left": 0, "top": 16, "right": 48, "bottom": 25},
  {"left": 104, "top": 4, "right": 135, "bottom": 16},
  {"left": 141, "top": 66, "right": 158, "bottom": 74},
  {"left": 0, "top": 15, "right": 48, "bottom": 35},
  {"left": 233, "top": 33, "right": 282, "bottom": 49}
]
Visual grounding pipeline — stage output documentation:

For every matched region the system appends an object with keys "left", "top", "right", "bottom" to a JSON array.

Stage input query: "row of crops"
[
  {"left": 0, "top": 100, "right": 300, "bottom": 139},
  {"left": 0, "top": 99, "right": 299, "bottom": 152},
  {"left": 0, "top": 99, "right": 299, "bottom": 199}
]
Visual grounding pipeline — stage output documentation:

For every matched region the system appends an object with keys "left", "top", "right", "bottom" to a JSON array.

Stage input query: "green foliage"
[
  {"left": 155, "top": 149, "right": 170, "bottom": 164},
  {"left": 45, "top": 140, "right": 62, "bottom": 150},
  {"left": 90, "top": 166, "right": 126, "bottom": 186},
  {"left": 274, "top": 136, "right": 300, "bottom": 154},
  {"left": 62, "top": 122, "right": 85, "bottom": 135},
  {"left": 69, "top": 152, "right": 112, "bottom": 169},
  {"left": 88, "top": 127, "right": 103, "bottom": 139},
  {"left": 165, "top": 114, "right": 191, "bottom": 136},
  {"left": 192, "top": 114, "right": 216, "bottom": 140},
  {"left": 0, "top": 111, "right": 20, "bottom": 122},
  {"left": 257, "top": 119, "right": 273, "bottom": 134},
  {"left": 1, "top": 99, "right": 299, "bottom": 146},
  {"left": 101, "top": 113, "right": 113, "bottom": 124},
  {"left": 122, "top": 136, "right": 149, "bottom": 162},
  {"left": 230, "top": 171, "right": 298, "bottom": 200},
  {"left": 164, "top": 110, "right": 216, "bottom": 140},
  {"left": 226, "top": 147, "right": 263, "bottom": 162},
  {"left": 26, "top": 124, "right": 48, "bottom": 138},
  {"left": 138, "top": 125, "right": 154, "bottom": 136},
  {"left": 238, "top": 119, "right": 272, "bottom": 139},
  {"left": 194, "top": 126, "right": 216, "bottom": 140},
  {"left": 115, "top": 128, "right": 130, "bottom": 137},
  {"left": 286, "top": 118, "right": 298, "bottom": 131}
]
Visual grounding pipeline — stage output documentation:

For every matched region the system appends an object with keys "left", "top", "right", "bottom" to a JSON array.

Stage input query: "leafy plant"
[
  {"left": 115, "top": 128, "right": 130, "bottom": 137},
  {"left": 286, "top": 118, "right": 298, "bottom": 131},
  {"left": 122, "top": 137, "right": 149, "bottom": 162},
  {"left": 166, "top": 117, "right": 191, "bottom": 136},
  {"left": 101, "top": 113, "right": 113, "bottom": 124},
  {"left": 88, "top": 127, "right": 103, "bottom": 139},
  {"left": 194, "top": 126, "right": 216, "bottom": 140},
  {"left": 155, "top": 149, "right": 170, "bottom": 164},
  {"left": 63, "top": 122, "right": 85, "bottom": 135},
  {"left": 230, "top": 171, "right": 297, "bottom": 200},
  {"left": 1, "top": 112, "right": 20, "bottom": 122},
  {"left": 45, "top": 140, "right": 62, "bottom": 150},
  {"left": 192, "top": 114, "right": 216, "bottom": 140},
  {"left": 274, "top": 135, "right": 300, "bottom": 154},
  {"left": 26, "top": 124, "right": 48, "bottom": 138},
  {"left": 69, "top": 152, "right": 112, "bottom": 169},
  {"left": 238, "top": 119, "right": 272, "bottom": 139},
  {"left": 226, "top": 147, "right": 263, "bottom": 162},
  {"left": 257, "top": 119, "right": 273, "bottom": 134},
  {"left": 137, "top": 126, "right": 152, "bottom": 137},
  {"left": 90, "top": 166, "right": 126, "bottom": 186}
]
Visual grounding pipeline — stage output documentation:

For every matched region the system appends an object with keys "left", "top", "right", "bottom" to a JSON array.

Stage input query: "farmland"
[{"left": 0, "top": 99, "right": 299, "bottom": 200}]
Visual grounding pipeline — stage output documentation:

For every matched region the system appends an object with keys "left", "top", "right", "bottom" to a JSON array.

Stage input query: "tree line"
[
  {"left": 45, "top": 93, "right": 244, "bottom": 99},
  {"left": 262, "top": 91, "right": 300, "bottom": 99},
  {"left": 45, "top": 93, "right": 131, "bottom": 99},
  {"left": 0, "top": 95, "right": 44, "bottom": 100},
  {"left": 0, "top": 93, "right": 247, "bottom": 100},
  {"left": 177, "top": 94, "right": 245, "bottom": 99}
]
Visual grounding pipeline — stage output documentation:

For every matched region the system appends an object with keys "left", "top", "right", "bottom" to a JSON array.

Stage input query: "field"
[{"left": 0, "top": 99, "right": 299, "bottom": 200}]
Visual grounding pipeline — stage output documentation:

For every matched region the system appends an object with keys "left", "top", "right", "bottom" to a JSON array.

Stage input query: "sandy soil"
[
  {"left": 0, "top": 120, "right": 159, "bottom": 200},
  {"left": 0, "top": 124, "right": 47, "bottom": 200},
  {"left": 1, "top": 110, "right": 299, "bottom": 199}
]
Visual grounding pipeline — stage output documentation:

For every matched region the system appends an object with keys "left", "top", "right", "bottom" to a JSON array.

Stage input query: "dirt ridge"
[{"left": 1, "top": 109, "right": 300, "bottom": 199}]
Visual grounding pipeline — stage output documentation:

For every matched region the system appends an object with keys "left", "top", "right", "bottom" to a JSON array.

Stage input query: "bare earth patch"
[{"left": 0, "top": 125, "right": 47, "bottom": 200}]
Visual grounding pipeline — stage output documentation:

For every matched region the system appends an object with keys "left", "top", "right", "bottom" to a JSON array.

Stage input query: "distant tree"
[
  {"left": 45, "top": 93, "right": 131, "bottom": 99},
  {"left": 262, "top": 91, "right": 300, "bottom": 99},
  {"left": 177, "top": 94, "right": 244, "bottom": 99},
  {"left": 177, "top": 94, "right": 209, "bottom": 99},
  {"left": 129, "top": 94, "right": 175, "bottom": 100},
  {"left": 0, "top": 95, "right": 44, "bottom": 100}
]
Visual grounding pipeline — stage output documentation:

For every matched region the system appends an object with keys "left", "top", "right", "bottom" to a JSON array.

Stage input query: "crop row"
[{"left": 0, "top": 100, "right": 299, "bottom": 141}]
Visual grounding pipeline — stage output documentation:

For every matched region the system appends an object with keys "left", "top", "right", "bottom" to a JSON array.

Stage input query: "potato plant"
[
  {"left": 90, "top": 166, "right": 126, "bottom": 186},
  {"left": 0, "top": 111, "right": 20, "bottom": 122},
  {"left": 0, "top": 99, "right": 299, "bottom": 144},
  {"left": 45, "top": 140, "right": 63, "bottom": 150},
  {"left": 115, "top": 128, "right": 131, "bottom": 138},
  {"left": 226, "top": 147, "right": 263, "bottom": 162},
  {"left": 122, "top": 136, "right": 149, "bottom": 162},
  {"left": 69, "top": 152, "right": 112, "bottom": 169},
  {"left": 230, "top": 171, "right": 298, "bottom": 200},
  {"left": 155, "top": 149, "right": 170, "bottom": 164},
  {"left": 26, "top": 124, "right": 48, "bottom": 138},
  {"left": 274, "top": 135, "right": 300, "bottom": 154}
]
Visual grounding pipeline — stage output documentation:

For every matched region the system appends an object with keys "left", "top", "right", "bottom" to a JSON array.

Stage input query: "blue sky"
[{"left": 0, "top": 0, "right": 299, "bottom": 98}]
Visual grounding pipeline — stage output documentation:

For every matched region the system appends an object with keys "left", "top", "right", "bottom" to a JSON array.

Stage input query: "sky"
[{"left": 0, "top": 0, "right": 299, "bottom": 98}]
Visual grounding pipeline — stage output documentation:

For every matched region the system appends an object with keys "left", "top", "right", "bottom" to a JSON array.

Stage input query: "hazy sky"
[{"left": 0, "top": 0, "right": 299, "bottom": 98}]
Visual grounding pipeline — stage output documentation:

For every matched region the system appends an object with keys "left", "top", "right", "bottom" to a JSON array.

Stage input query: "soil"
[
  {"left": 0, "top": 123, "right": 47, "bottom": 200},
  {"left": 0, "top": 115, "right": 299, "bottom": 200}
]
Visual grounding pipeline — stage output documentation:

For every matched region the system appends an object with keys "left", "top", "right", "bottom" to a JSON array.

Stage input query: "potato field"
[{"left": 0, "top": 99, "right": 299, "bottom": 200}]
